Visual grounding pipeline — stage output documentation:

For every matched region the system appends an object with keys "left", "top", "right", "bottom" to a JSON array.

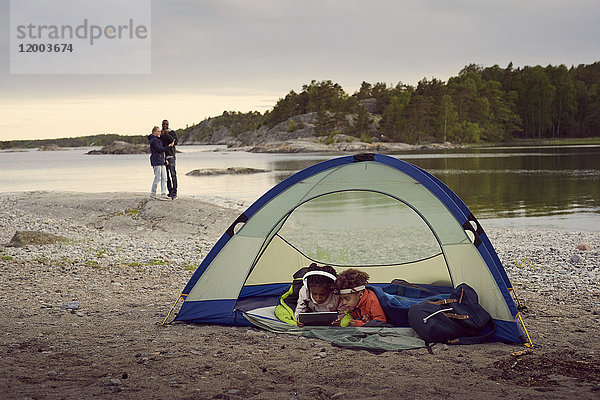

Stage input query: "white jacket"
[{"left": 294, "top": 284, "right": 345, "bottom": 320}]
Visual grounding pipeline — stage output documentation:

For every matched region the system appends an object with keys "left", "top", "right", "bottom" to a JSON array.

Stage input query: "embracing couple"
[{"left": 148, "top": 119, "right": 178, "bottom": 201}]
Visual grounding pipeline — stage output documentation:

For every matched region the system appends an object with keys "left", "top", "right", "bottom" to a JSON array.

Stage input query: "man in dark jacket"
[
  {"left": 160, "top": 119, "right": 178, "bottom": 199},
  {"left": 148, "top": 126, "right": 173, "bottom": 201}
]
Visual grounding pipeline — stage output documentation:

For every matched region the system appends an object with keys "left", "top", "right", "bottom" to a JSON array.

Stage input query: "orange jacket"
[{"left": 349, "top": 289, "right": 387, "bottom": 327}]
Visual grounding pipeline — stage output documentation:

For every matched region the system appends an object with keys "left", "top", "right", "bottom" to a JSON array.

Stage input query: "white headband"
[
  {"left": 337, "top": 285, "right": 366, "bottom": 295},
  {"left": 302, "top": 270, "right": 337, "bottom": 286}
]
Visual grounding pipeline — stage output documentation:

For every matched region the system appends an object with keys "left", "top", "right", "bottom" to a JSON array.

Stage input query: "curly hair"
[
  {"left": 304, "top": 263, "right": 337, "bottom": 289},
  {"left": 336, "top": 268, "right": 370, "bottom": 290}
]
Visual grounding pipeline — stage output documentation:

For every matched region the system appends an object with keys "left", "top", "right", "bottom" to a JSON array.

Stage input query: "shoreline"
[
  {"left": 1, "top": 191, "right": 599, "bottom": 398},
  {"left": 5, "top": 138, "right": 600, "bottom": 155}
]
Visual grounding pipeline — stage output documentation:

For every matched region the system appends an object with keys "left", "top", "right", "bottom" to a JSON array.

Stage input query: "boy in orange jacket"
[{"left": 335, "top": 268, "right": 387, "bottom": 327}]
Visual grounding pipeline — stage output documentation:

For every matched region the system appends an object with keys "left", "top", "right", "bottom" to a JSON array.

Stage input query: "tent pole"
[
  {"left": 509, "top": 287, "right": 526, "bottom": 310},
  {"left": 516, "top": 312, "right": 534, "bottom": 347},
  {"left": 162, "top": 294, "right": 184, "bottom": 325},
  {"left": 509, "top": 287, "right": 533, "bottom": 347}
]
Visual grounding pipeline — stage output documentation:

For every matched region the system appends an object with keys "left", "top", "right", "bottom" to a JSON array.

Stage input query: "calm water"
[{"left": 2, "top": 145, "right": 599, "bottom": 231}]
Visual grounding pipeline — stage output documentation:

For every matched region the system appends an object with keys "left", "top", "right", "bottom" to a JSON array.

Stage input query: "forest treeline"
[
  {"left": 0, "top": 134, "right": 146, "bottom": 150},
  {"left": 181, "top": 61, "right": 600, "bottom": 144},
  {"left": 263, "top": 62, "right": 600, "bottom": 143}
]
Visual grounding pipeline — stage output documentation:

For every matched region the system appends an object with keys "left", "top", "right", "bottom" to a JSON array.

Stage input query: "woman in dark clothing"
[{"left": 147, "top": 126, "right": 173, "bottom": 200}]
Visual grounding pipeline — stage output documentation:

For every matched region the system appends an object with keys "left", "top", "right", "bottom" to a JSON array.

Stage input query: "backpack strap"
[
  {"left": 428, "top": 298, "right": 458, "bottom": 305},
  {"left": 442, "top": 312, "right": 470, "bottom": 320}
]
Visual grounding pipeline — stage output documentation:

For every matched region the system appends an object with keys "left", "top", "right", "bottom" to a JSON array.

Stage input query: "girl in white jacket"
[{"left": 294, "top": 264, "right": 346, "bottom": 326}]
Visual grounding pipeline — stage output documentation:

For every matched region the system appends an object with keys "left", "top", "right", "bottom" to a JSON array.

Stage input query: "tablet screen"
[{"left": 298, "top": 312, "right": 338, "bottom": 326}]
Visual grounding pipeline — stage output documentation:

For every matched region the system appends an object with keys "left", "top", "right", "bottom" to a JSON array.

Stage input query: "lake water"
[{"left": 2, "top": 144, "right": 599, "bottom": 231}]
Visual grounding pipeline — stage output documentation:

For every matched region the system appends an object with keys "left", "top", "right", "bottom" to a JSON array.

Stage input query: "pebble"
[
  {"left": 60, "top": 301, "right": 80, "bottom": 310},
  {"left": 430, "top": 343, "right": 449, "bottom": 353},
  {"left": 577, "top": 242, "right": 592, "bottom": 251},
  {"left": 570, "top": 254, "right": 583, "bottom": 264}
]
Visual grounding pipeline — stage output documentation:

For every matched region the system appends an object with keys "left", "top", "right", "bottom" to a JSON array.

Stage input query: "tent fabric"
[
  {"left": 242, "top": 307, "right": 426, "bottom": 351},
  {"left": 175, "top": 153, "right": 526, "bottom": 345}
]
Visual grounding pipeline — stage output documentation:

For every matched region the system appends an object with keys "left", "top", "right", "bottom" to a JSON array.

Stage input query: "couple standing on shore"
[{"left": 148, "top": 119, "right": 178, "bottom": 201}]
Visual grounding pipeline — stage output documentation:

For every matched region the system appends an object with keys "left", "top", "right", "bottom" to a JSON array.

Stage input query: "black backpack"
[{"left": 408, "top": 283, "right": 495, "bottom": 347}]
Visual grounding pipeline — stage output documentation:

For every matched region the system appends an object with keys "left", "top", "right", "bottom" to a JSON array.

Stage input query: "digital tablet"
[{"left": 298, "top": 312, "right": 338, "bottom": 326}]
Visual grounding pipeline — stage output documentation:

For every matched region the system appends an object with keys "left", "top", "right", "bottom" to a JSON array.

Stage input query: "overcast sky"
[{"left": 1, "top": 0, "right": 599, "bottom": 141}]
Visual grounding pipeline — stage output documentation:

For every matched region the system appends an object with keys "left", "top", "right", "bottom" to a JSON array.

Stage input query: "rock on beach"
[
  {"left": 577, "top": 242, "right": 592, "bottom": 251},
  {"left": 86, "top": 141, "right": 148, "bottom": 155},
  {"left": 186, "top": 167, "right": 269, "bottom": 176},
  {"left": 7, "top": 230, "right": 70, "bottom": 247}
]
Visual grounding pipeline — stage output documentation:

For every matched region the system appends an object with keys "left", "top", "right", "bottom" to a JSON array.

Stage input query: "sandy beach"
[{"left": 1, "top": 191, "right": 599, "bottom": 399}]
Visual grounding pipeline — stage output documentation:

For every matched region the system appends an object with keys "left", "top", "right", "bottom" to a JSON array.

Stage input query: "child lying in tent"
[
  {"left": 334, "top": 269, "right": 389, "bottom": 327},
  {"left": 275, "top": 265, "right": 452, "bottom": 328},
  {"left": 274, "top": 263, "right": 346, "bottom": 326}
]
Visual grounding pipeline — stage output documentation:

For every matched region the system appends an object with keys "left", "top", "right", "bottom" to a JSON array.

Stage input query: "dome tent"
[{"left": 171, "top": 153, "right": 529, "bottom": 345}]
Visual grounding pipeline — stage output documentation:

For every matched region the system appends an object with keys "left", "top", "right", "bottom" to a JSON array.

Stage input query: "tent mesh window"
[{"left": 276, "top": 190, "right": 442, "bottom": 266}]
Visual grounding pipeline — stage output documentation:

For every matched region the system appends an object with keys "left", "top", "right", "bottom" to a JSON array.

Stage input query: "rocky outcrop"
[
  {"left": 189, "top": 113, "right": 319, "bottom": 148},
  {"left": 251, "top": 113, "right": 318, "bottom": 144},
  {"left": 247, "top": 137, "right": 455, "bottom": 153},
  {"left": 86, "top": 141, "right": 148, "bottom": 155},
  {"left": 186, "top": 167, "right": 269, "bottom": 176},
  {"left": 7, "top": 231, "right": 70, "bottom": 247},
  {"left": 358, "top": 98, "right": 378, "bottom": 113},
  {"left": 38, "top": 145, "right": 65, "bottom": 151},
  {"left": 178, "top": 108, "right": 459, "bottom": 153}
]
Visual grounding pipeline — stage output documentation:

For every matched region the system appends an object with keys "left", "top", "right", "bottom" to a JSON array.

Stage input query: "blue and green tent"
[{"left": 172, "top": 153, "right": 530, "bottom": 345}]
